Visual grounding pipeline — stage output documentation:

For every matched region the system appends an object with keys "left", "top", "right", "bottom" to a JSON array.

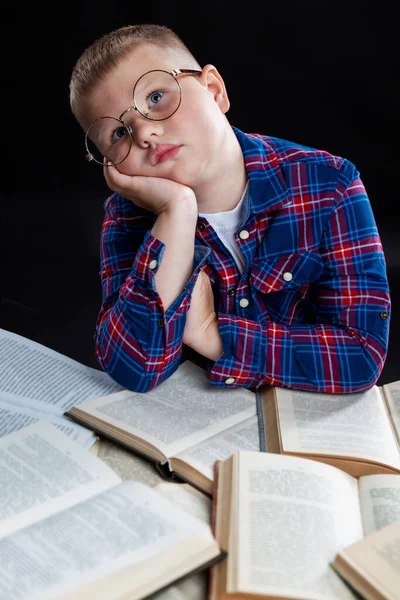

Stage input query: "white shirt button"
[
  {"left": 149, "top": 259, "right": 158, "bottom": 270},
  {"left": 239, "top": 230, "right": 250, "bottom": 240},
  {"left": 283, "top": 271, "right": 293, "bottom": 282},
  {"left": 225, "top": 377, "right": 235, "bottom": 385},
  {"left": 239, "top": 298, "right": 249, "bottom": 308}
]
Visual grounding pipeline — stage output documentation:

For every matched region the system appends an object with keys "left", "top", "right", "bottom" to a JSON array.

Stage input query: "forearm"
[
  {"left": 96, "top": 256, "right": 208, "bottom": 393},
  {"left": 95, "top": 277, "right": 180, "bottom": 392},
  {"left": 208, "top": 315, "right": 388, "bottom": 392},
  {"left": 152, "top": 196, "right": 198, "bottom": 311},
  {"left": 96, "top": 230, "right": 210, "bottom": 393}
]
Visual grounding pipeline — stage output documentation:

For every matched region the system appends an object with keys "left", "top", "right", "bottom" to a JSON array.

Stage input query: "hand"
[
  {"left": 103, "top": 163, "right": 196, "bottom": 216},
  {"left": 183, "top": 271, "right": 221, "bottom": 352}
]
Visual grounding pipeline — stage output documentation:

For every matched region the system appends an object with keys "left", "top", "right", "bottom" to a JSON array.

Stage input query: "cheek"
[
  {"left": 178, "top": 110, "right": 220, "bottom": 150},
  {"left": 115, "top": 155, "right": 142, "bottom": 176}
]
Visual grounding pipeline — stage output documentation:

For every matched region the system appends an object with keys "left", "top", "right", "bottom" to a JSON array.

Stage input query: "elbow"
[
  {"left": 361, "top": 350, "right": 388, "bottom": 391},
  {"left": 95, "top": 351, "right": 153, "bottom": 393},
  {"left": 95, "top": 329, "right": 181, "bottom": 394},
  {"left": 356, "top": 363, "right": 383, "bottom": 393},
  {"left": 351, "top": 332, "right": 389, "bottom": 392}
]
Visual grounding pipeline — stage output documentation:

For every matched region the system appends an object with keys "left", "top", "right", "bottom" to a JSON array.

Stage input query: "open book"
[
  {"left": 152, "top": 482, "right": 213, "bottom": 600},
  {"left": 0, "top": 327, "right": 123, "bottom": 447},
  {"left": 332, "top": 522, "right": 400, "bottom": 600},
  {"left": 209, "top": 451, "right": 400, "bottom": 600},
  {"left": 95, "top": 439, "right": 214, "bottom": 600},
  {"left": 66, "top": 360, "right": 261, "bottom": 494},
  {"left": 258, "top": 380, "right": 400, "bottom": 477},
  {"left": 0, "top": 421, "right": 222, "bottom": 600}
]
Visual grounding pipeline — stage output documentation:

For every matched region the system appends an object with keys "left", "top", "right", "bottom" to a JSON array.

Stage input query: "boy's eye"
[
  {"left": 112, "top": 126, "right": 128, "bottom": 144},
  {"left": 148, "top": 90, "right": 164, "bottom": 107}
]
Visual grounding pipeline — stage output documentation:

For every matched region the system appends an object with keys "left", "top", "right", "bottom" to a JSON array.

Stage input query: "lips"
[{"left": 150, "top": 144, "right": 181, "bottom": 166}]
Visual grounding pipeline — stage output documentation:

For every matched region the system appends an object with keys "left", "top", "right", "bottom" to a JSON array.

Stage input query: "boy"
[{"left": 69, "top": 23, "right": 391, "bottom": 394}]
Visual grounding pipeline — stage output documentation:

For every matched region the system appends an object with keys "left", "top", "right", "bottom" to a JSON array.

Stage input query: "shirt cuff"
[
  {"left": 131, "top": 231, "right": 166, "bottom": 286},
  {"left": 208, "top": 313, "right": 267, "bottom": 387}
]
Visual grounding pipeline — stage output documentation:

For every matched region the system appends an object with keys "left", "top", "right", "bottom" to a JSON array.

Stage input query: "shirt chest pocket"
[{"left": 250, "top": 250, "right": 324, "bottom": 294}]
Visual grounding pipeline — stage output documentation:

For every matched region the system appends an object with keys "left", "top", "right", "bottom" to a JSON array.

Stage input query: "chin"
[{"left": 162, "top": 166, "right": 193, "bottom": 187}]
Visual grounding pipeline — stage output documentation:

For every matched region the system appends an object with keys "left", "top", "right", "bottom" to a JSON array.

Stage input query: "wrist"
[{"left": 158, "top": 191, "right": 198, "bottom": 219}]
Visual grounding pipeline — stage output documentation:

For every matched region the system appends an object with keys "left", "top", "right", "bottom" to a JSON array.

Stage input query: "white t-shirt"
[{"left": 199, "top": 182, "right": 249, "bottom": 274}]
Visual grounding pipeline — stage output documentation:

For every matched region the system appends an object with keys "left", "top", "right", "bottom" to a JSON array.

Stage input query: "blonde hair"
[{"left": 69, "top": 23, "right": 201, "bottom": 119}]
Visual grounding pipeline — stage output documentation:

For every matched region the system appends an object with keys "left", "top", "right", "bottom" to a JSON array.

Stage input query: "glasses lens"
[
  {"left": 134, "top": 71, "right": 181, "bottom": 120},
  {"left": 85, "top": 117, "right": 131, "bottom": 165}
]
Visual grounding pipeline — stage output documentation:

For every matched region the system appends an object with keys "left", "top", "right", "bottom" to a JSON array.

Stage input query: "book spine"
[{"left": 255, "top": 388, "right": 267, "bottom": 452}]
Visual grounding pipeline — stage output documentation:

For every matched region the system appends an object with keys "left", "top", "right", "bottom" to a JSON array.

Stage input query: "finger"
[
  {"left": 103, "top": 161, "right": 114, "bottom": 188},
  {"left": 198, "top": 269, "right": 211, "bottom": 281},
  {"left": 198, "top": 270, "right": 212, "bottom": 291},
  {"left": 103, "top": 161, "right": 121, "bottom": 185},
  {"left": 103, "top": 160, "right": 119, "bottom": 189},
  {"left": 103, "top": 162, "right": 133, "bottom": 195}
]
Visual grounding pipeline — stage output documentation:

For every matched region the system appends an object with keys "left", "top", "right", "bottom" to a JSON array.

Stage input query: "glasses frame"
[{"left": 85, "top": 68, "right": 202, "bottom": 166}]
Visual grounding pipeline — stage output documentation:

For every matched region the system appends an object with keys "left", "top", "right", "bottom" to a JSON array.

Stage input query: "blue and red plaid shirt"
[{"left": 95, "top": 127, "right": 391, "bottom": 393}]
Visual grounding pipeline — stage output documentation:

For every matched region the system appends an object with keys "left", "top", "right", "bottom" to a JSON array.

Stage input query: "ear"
[{"left": 199, "top": 64, "right": 230, "bottom": 113}]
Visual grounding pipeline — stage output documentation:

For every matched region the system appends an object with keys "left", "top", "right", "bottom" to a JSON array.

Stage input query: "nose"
[{"left": 127, "top": 110, "right": 165, "bottom": 149}]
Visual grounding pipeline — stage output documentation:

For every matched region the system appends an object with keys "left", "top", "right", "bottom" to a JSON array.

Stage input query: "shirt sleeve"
[
  {"left": 94, "top": 194, "right": 209, "bottom": 392},
  {"left": 209, "top": 162, "right": 391, "bottom": 393}
]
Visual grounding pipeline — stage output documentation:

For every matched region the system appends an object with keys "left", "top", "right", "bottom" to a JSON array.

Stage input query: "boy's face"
[{"left": 80, "top": 44, "right": 230, "bottom": 189}]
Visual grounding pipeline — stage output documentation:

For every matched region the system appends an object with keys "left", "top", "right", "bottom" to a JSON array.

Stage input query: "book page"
[
  {"left": 173, "top": 415, "right": 260, "bottom": 483},
  {"left": 150, "top": 483, "right": 212, "bottom": 600},
  {"left": 149, "top": 584, "right": 205, "bottom": 600},
  {"left": 0, "top": 397, "right": 96, "bottom": 448},
  {"left": 0, "top": 328, "right": 122, "bottom": 414},
  {"left": 383, "top": 381, "right": 400, "bottom": 446},
  {"left": 89, "top": 440, "right": 100, "bottom": 455},
  {"left": 96, "top": 438, "right": 162, "bottom": 486},
  {"left": 70, "top": 361, "right": 257, "bottom": 457},
  {"left": 0, "top": 421, "right": 120, "bottom": 539},
  {"left": 358, "top": 474, "right": 400, "bottom": 536},
  {"left": 334, "top": 522, "right": 400, "bottom": 600},
  {"left": 276, "top": 386, "right": 400, "bottom": 469},
  {"left": 232, "top": 452, "right": 363, "bottom": 600},
  {"left": 0, "top": 480, "right": 217, "bottom": 600},
  {"left": 154, "top": 482, "right": 212, "bottom": 524}
]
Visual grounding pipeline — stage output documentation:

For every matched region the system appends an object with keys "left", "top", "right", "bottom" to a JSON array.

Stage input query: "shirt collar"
[{"left": 233, "top": 127, "right": 291, "bottom": 214}]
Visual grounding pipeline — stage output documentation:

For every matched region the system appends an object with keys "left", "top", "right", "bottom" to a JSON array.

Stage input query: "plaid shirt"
[{"left": 95, "top": 127, "right": 390, "bottom": 393}]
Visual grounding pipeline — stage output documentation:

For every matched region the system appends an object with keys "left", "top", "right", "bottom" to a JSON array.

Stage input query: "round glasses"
[{"left": 85, "top": 68, "right": 202, "bottom": 166}]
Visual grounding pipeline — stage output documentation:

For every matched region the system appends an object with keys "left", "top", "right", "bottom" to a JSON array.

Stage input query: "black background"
[{"left": 2, "top": 1, "right": 399, "bottom": 385}]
